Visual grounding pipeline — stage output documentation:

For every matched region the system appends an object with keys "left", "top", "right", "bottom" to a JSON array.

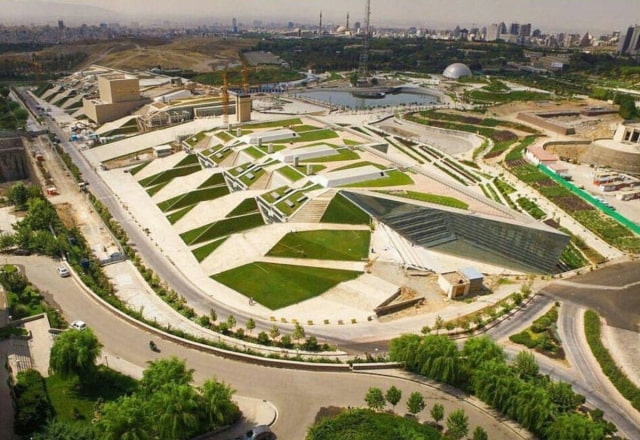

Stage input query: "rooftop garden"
[{"left": 378, "top": 190, "right": 469, "bottom": 210}]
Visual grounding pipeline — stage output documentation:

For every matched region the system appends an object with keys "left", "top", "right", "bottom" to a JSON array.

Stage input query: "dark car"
[{"left": 245, "top": 425, "right": 276, "bottom": 440}]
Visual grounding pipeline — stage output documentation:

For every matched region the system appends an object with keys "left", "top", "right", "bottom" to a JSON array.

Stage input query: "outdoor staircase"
[
  {"left": 8, "top": 338, "right": 33, "bottom": 373},
  {"left": 289, "top": 189, "right": 337, "bottom": 223},
  {"left": 380, "top": 223, "right": 431, "bottom": 271}
]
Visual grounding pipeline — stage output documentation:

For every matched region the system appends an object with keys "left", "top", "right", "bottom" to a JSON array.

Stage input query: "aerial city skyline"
[{"left": 1, "top": 0, "right": 638, "bottom": 34}]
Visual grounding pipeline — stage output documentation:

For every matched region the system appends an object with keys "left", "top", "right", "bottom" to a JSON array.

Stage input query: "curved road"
[
  {"left": 485, "top": 294, "right": 640, "bottom": 439},
  {"left": 14, "top": 255, "right": 523, "bottom": 440}
]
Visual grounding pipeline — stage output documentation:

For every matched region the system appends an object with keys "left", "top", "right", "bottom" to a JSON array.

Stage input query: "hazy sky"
[{"left": 6, "top": 0, "right": 640, "bottom": 33}]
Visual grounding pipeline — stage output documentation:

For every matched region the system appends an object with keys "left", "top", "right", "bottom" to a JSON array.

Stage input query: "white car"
[
  {"left": 70, "top": 320, "right": 87, "bottom": 331},
  {"left": 57, "top": 266, "right": 70, "bottom": 278}
]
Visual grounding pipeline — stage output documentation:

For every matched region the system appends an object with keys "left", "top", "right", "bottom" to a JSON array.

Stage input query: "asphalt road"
[
  {"left": 13, "top": 255, "right": 522, "bottom": 440},
  {"left": 542, "top": 261, "right": 640, "bottom": 331}
]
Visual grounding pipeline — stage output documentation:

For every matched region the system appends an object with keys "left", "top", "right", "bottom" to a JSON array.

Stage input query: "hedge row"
[{"left": 584, "top": 310, "right": 640, "bottom": 411}]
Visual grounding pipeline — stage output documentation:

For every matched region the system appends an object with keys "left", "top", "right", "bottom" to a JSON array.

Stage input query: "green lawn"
[
  {"left": 284, "top": 129, "right": 340, "bottom": 143},
  {"left": 267, "top": 230, "right": 370, "bottom": 261},
  {"left": 167, "top": 205, "right": 195, "bottom": 224},
  {"left": 175, "top": 154, "right": 200, "bottom": 167},
  {"left": 46, "top": 367, "right": 138, "bottom": 423},
  {"left": 192, "top": 237, "right": 228, "bottom": 262},
  {"left": 321, "top": 193, "right": 370, "bottom": 225},
  {"left": 341, "top": 170, "right": 414, "bottom": 188},
  {"left": 246, "top": 118, "right": 302, "bottom": 129},
  {"left": 379, "top": 190, "right": 469, "bottom": 210},
  {"left": 181, "top": 213, "right": 265, "bottom": 245},
  {"left": 277, "top": 165, "right": 306, "bottom": 181},
  {"left": 212, "top": 263, "right": 361, "bottom": 309},
  {"left": 226, "top": 197, "right": 259, "bottom": 217},
  {"left": 129, "top": 161, "right": 150, "bottom": 176},
  {"left": 138, "top": 164, "right": 202, "bottom": 188},
  {"left": 300, "top": 148, "right": 360, "bottom": 163},
  {"left": 158, "top": 186, "right": 230, "bottom": 212},
  {"left": 185, "top": 131, "right": 207, "bottom": 147},
  {"left": 243, "top": 146, "right": 267, "bottom": 159},
  {"left": 197, "top": 172, "right": 226, "bottom": 188}
]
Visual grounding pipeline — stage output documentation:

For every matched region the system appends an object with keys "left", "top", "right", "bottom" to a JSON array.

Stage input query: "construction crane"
[
  {"left": 222, "top": 69, "right": 230, "bottom": 126},
  {"left": 357, "top": 0, "right": 371, "bottom": 86}
]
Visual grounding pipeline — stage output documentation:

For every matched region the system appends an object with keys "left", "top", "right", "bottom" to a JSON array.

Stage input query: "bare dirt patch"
[{"left": 55, "top": 202, "right": 76, "bottom": 229}]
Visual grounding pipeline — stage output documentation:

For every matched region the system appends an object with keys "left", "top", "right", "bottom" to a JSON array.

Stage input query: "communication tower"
[{"left": 357, "top": 0, "right": 371, "bottom": 86}]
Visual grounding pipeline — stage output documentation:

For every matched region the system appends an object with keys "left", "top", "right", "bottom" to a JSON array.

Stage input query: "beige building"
[{"left": 83, "top": 74, "right": 149, "bottom": 124}]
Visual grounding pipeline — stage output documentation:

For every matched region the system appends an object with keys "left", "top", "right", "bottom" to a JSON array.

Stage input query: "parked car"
[
  {"left": 57, "top": 266, "right": 70, "bottom": 278},
  {"left": 69, "top": 320, "right": 87, "bottom": 331},
  {"left": 245, "top": 425, "right": 276, "bottom": 440}
]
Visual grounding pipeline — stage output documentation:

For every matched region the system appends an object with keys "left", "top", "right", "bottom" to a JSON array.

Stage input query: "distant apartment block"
[{"left": 619, "top": 25, "right": 640, "bottom": 55}]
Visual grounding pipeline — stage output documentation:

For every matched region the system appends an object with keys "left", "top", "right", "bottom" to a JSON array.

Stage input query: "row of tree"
[
  {"left": 389, "top": 335, "right": 616, "bottom": 439},
  {"left": 363, "top": 386, "right": 488, "bottom": 440}
]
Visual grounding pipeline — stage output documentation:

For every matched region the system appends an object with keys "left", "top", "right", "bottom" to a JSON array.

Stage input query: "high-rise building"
[
  {"left": 232, "top": 17, "right": 238, "bottom": 33},
  {"left": 487, "top": 24, "right": 500, "bottom": 41},
  {"left": 498, "top": 22, "right": 507, "bottom": 35},
  {"left": 57, "top": 20, "right": 64, "bottom": 30},
  {"left": 619, "top": 25, "right": 640, "bottom": 55},
  {"left": 510, "top": 22, "right": 520, "bottom": 35},
  {"left": 519, "top": 23, "right": 532, "bottom": 37}
]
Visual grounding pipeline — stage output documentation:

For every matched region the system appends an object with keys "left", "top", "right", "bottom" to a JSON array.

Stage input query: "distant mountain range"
[{"left": 0, "top": 1, "right": 121, "bottom": 25}]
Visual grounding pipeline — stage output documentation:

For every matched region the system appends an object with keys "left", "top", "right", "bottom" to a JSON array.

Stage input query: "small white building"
[
  {"left": 438, "top": 267, "right": 484, "bottom": 299},
  {"left": 525, "top": 146, "right": 559, "bottom": 166},
  {"left": 153, "top": 144, "right": 173, "bottom": 158},
  {"left": 240, "top": 128, "right": 298, "bottom": 145},
  {"left": 547, "top": 162, "right": 571, "bottom": 179},
  {"left": 438, "top": 272, "right": 470, "bottom": 299},
  {"left": 273, "top": 144, "right": 338, "bottom": 163},
  {"left": 311, "top": 165, "right": 386, "bottom": 188}
]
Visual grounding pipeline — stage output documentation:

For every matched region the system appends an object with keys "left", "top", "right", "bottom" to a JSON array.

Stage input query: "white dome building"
[{"left": 443, "top": 63, "right": 472, "bottom": 79}]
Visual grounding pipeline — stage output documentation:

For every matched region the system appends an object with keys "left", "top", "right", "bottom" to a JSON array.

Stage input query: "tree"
[
  {"left": 269, "top": 324, "right": 280, "bottom": 342},
  {"left": 279, "top": 334, "right": 293, "bottom": 348},
  {"left": 364, "top": 387, "right": 386, "bottom": 412},
  {"left": 513, "top": 350, "right": 539, "bottom": 379},
  {"left": 445, "top": 409, "right": 469, "bottom": 440},
  {"left": 257, "top": 331, "right": 270, "bottom": 345},
  {"left": 546, "top": 413, "right": 606, "bottom": 440},
  {"left": 209, "top": 308, "right": 217, "bottom": 323},
  {"left": 95, "top": 394, "right": 150, "bottom": 440},
  {"left": 140, "top": 356, "right": 194, "bottom": 396},
  {"left": 226, "top": 314, "right": 236, "bottom": 330},
  {"left": 152, "top": 382, "right": 201, "bottom": 440},
  {"left": 406, "top": 391, "right": 425, "bottom": 416},
  {"left": 200, "top": 379, "right": 239, "bottom": 428},
  {"left": 462, "top": 336, "right": 505, "bottom": 370},
  {"left": 49, "top": 328, "right": 102, "bottom": 383},
  {"left": 246, "top": 318, "right": 256, "bottom": 335},
  {"left": 430, "top": 402, "right": 444, "bottom": 426},
  {"left": 0, "top": 264, "right": 28, "bottom": 293},
  {"left": 292, "top": 321, "right": 305, "bottom": 344},
  {"left": 7, "top": 182, "right": 30, "bottom": 209},
  {"left": 434, "top": 315, "right": 444, "bottom": 334},
  {"left": 385, "top": 386, "right": 402, "bottom": 412},
  {"left": 472, "top": 425, "right": 488, "bottom": 440}
]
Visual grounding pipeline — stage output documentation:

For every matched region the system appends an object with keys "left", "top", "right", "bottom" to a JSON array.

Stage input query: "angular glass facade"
[{"left": 343, "top": 191, "right": 570, "bottom": 273}]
